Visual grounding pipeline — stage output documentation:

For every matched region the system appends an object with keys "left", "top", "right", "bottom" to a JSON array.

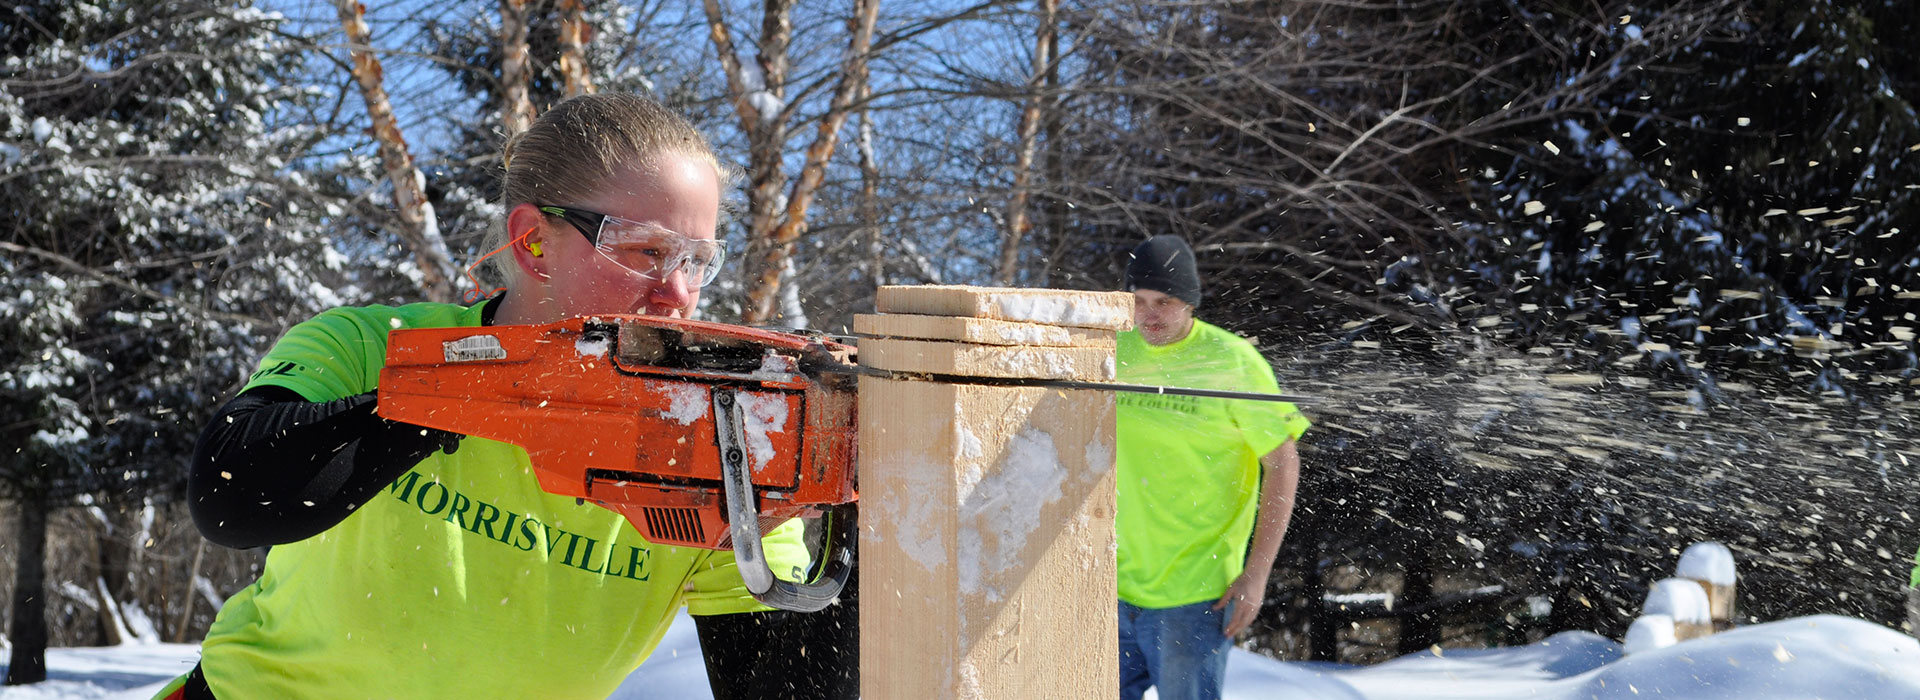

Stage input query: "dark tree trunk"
[
  {"left": 1397, "top": 554, "right": 1438, "bottom": 655},
  {"left": 1397, "top": 436, "right": 1444, "bottom": 655},
  {"left": 6, "top": 488, "right": 50, "bottom": 685},
  {"left": 93, "top": 506, "right": 131, "bottom": 645},
  {"left": 1305, "top": 554, "right": 1336, "bottom": 661},
  {"left": 1546, "top": 574, "right": 1601, "bottom": 636}
]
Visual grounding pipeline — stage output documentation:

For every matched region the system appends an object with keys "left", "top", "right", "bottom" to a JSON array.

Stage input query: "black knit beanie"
[{"left": 1125, "top": 235, "right": 1202, "bottom": 308}]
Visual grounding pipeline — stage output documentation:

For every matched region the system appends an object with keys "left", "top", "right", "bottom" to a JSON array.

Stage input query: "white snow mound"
[
  {"left": 1676, "top": 541, "right": 1737, "bottom": 585},
  {"left": 1623, "top": 614, "right": 1677, "bottom": 654},
  {"left": 1643, "top": 577, "right": 1711, "bottom": 624}
]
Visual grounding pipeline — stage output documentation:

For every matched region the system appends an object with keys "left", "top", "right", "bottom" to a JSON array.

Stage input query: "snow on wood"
[
  {"left": 1676, "top": 541, "right": 1739, "bottom": 629},
  {"left": 1643, "top": 578, "right": 1712, "bottom": 640},
  {"left": 1675, "top": 542, "right": 1737, "bottom": 585}
]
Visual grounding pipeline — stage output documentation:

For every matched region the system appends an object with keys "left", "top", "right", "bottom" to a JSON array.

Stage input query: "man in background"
[{"left": 1113, "top": 235, "right": 1311, "bottom": 700}]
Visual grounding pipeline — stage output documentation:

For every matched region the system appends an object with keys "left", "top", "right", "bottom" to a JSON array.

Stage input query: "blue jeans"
[{"left": 1118, "top": 600, "right": 1232, "bottom": 700}]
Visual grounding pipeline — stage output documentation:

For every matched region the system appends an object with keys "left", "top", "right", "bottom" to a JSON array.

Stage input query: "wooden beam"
[
  {"left": 874, "top": 285, "right": 1134, "bottom": 330},
  {"left": 1680, "top": 578, "right": 1738, "bottom": 632},
  {"left": 858, "top": 286, "right": 1118, "bottom": 700},
  {"left": 854, "top": 313, "right": 1115, "bottom": 348},
  {"left": 857, "top": 337, "right": 1113, "bottom": 381}
]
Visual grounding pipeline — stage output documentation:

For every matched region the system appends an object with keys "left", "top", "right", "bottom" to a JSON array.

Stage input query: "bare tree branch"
[
  {"left": 996, "top": 0, "right": 1057, "bottom": 285},
  {"left": 741, "top": 0, "right": 880, "bottom": 322}
]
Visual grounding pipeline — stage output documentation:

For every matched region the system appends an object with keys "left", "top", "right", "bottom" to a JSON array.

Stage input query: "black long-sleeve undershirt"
[
  {"left": 188, "top": 385, "right": 459, "bottom": 549},
  {"left": 693, "top": 511, "right": 860, "bottom": 699}
]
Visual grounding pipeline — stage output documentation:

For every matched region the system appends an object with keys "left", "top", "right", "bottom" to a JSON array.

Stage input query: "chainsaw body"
[{"left": 377, "top": 315, "right": 857, "bottom": 611}]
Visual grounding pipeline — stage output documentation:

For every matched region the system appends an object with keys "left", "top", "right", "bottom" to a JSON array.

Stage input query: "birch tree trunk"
[
  {"left": 704, "top": 0, "right": 792, "bottom": 321},
  {"left": 500, "top": 0, "right": 535, "bottom": 134},
  {"left": 996, "top": 0, "right": 1056, "bottom": 286},
  {"left": 856, "top": 85, "right": 883, "bottom": 288},
  {"left": 333, "top": 0, "right": 460, "bottom": 302},
  {"left": 707, "top": 0, "right": 880, "bottom": 324},
  {"left": 558, "top": 0, "right": 596, "bottom": 98}
]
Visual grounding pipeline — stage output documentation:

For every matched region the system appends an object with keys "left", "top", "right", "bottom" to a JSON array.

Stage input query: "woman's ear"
[{"left": 504, "top": 203, "right": 552, "bottom": 280}]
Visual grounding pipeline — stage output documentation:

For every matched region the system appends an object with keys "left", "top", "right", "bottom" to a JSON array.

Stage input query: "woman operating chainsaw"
[{"left": 155, "top": 93, "right": 854, "bottom": 700}]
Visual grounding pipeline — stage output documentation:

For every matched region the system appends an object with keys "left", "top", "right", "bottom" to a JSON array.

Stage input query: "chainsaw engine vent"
[{"left": 641, "top": 507, "right": 705, "bottom": 545}]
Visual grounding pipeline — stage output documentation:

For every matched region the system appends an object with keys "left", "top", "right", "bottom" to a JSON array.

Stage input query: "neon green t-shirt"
[
  {"left": 189, "top": 300, "right": 810, "bottom": 700},
  {"left": 1115, "top": 319, "right": 1310, "bottom": 609}
]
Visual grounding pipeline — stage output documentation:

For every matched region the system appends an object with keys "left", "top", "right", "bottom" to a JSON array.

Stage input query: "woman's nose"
[{"left": 651, "top": 266, "right": 696, "bottom": 310}]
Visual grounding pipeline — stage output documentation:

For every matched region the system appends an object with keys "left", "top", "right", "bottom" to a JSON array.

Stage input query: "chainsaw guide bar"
[{"left": 376, "top": 315, "right": 1310, "bottom": 611}]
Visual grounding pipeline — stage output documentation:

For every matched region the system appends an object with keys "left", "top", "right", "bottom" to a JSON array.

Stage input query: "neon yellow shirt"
[
  {"left": 190, "top": 301, "right": 808, "bottom": 700},
  {"left": 1115, "top": 319, "right": 1310, "bottom": 609}
]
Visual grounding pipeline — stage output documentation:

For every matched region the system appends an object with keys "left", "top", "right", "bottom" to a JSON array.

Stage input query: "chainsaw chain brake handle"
[{"left": 713, "top": 386, "right": 852, "bottom": 612}]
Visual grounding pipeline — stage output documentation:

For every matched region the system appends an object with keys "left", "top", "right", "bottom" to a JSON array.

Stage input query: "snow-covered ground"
[{"left": 5, "top": 613, "right": 1918, "bottom": 699}]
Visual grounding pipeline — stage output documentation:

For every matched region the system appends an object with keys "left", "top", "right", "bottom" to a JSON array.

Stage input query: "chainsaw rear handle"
[{"left": 714, "top": 388, "right": 853, "bottom": 613}]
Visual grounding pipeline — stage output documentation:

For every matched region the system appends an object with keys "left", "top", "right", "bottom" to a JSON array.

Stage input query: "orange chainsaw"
[
  {"left": 375, "top": 315, "right": 857, "bottom": 612},
  {"left": 375, "top": 315, "right": 1319, "bottom": 612}
]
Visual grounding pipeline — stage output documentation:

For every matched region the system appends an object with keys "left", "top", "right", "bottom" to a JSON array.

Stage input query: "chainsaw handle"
[
  {"left": 714, "top": 389, "right": 853, "bottom": 613},
  {"left": 743, "top": 520, "right": 852, "bottom": 613}
]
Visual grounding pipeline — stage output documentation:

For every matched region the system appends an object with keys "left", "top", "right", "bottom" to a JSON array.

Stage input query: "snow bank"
[
  {"left": 1328, "top": 631, "right": 1619, "bottom": 699},
  {"left": 1571, "top": 615, "right": 1920, "bottom": 698},
  {"left": 610, "top": 611, "right": 714, "bottom": 699},
  {"left": 1296, "top": 617, "right": 1920, "bottom": 699},
  {"left": 20, "top": 643, "right": 201, "bottom": 700},
  {"left": 20, "top": 614, "right": 1918, "bottom": 700}
]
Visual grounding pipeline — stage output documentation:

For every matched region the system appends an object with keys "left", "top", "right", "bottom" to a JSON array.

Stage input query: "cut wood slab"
[
  {"left": 874, "top": 285, "right": 1134, "bottom": 330},
  {"left": 859, "top": 376, "right": 1117, "bottom": 700},
  {"left": 854, "top": 313, "right": 1115, "bottom": 348},
  {"left": 858, "top": 337, "right": 1115, "bottom": 381}
]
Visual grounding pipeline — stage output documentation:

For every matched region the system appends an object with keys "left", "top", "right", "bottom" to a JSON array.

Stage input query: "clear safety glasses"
[{"left": 538, "top": 205, "right": 728, "bottom": 288}]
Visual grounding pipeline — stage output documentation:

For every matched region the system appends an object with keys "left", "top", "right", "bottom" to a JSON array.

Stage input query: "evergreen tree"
[{"left": 1, "top": 0, "right": 340, "bottom": 680}]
